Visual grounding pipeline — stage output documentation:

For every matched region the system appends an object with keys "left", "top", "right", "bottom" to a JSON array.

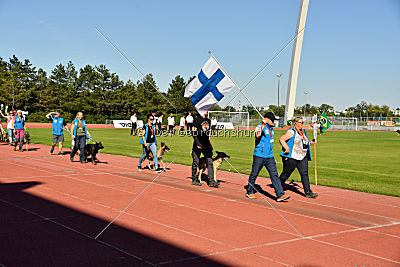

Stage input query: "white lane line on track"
[
  {"left": 3, "top": 149, "right": 399, "bottom": 240},
  {"left": 0, "top": 197, "right": 153, "bottom": 266},
  {"left": 158, "top": 222, "right": 400, "bottom": 266},
  {"left": 39, "top": 185, "right": 291, "bottom": 267}
]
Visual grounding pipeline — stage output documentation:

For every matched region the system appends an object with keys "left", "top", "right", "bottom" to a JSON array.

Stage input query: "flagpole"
[
  {"left": 208, "top": 51, "right": 264, "bottom": 119},
  {"left": 314, "top": 142, "right": 318, "bottom": 185}
]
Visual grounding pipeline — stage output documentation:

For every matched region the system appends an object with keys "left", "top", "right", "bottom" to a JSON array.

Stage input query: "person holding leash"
[
  {"left": 46, "top": 111, "right": 69, "bottom": 155},
  {"left": 191, "top": 111, "right": 218, "bottom": 187},
  {"left": 279, "top": 116, "right": 318, "bottom": 198},
  {"left": 137, "top": 114, "right": 162, "bottom": 173},
  {"left": 245, "top": 112, "right": 290, "bottom": 202},
  {"left": 70, "top": 112, "right": 92, "bottom": 163},
  {"left": 12, "top": 110, "right": 26, "bottom": 152}
]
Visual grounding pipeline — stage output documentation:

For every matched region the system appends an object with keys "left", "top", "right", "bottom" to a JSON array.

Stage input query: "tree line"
[
  {"left": 0, "top": 55, "right": 396, "bottom": 123},
  {"left": 0, "top": 55, "right": 202, "bottom": 123}
]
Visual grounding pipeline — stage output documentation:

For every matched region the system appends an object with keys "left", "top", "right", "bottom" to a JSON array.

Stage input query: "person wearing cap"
[
  {"left": 0, "top": 106, "right": 15, "bottom": 145},
  {"left": 245, "top": 112, "right": 290, "bottom": 202},
  {"left": 279, "top": 116, "right": 318, "bottom": 198},
  {"left": 46, "top": 111, "right": 69, "bottom": 155},
  {"left": 12, "top": 110, "right": 26, "bottom": 152}
]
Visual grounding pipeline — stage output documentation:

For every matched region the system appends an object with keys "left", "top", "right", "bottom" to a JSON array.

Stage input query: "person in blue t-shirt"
[
  {"left": 46, "top": 111, "right": 69, "bottom": 155},
  {"left": 70, "top": 112, "right": 92, "bottom": 163},
  {"left": 245, "top": 112, "right": 290, "bottom": 202}
]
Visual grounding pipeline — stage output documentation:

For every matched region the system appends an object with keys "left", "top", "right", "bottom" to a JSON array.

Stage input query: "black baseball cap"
[{"left": 264, "top": 112, "right": 276, "bottom": 121}]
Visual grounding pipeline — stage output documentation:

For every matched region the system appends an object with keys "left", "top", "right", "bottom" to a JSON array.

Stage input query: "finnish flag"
[{"left": 184, "top": 56, "right": 235, "bottom": 116}]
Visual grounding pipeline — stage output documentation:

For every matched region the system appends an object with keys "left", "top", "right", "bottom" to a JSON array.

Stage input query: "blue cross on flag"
[{"left": 184, "top": 56, "right": 235, "bottom": 116}]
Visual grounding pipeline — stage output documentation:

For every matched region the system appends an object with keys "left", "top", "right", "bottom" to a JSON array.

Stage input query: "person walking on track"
[{"left": 46, "top": 111, "right": 69, "bottom": 155}]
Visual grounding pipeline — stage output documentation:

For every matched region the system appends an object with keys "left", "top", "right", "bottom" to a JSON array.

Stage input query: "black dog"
[
  {"left": 84, "top": 142, "right": 104, "bottom": 165},
  {"left": 396, "top": 129, "right": 400, "bottom": 135}
]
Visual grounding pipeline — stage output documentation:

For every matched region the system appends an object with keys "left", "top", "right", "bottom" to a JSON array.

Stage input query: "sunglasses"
[
  {"left": 149, "top": 118, "right": 154, "bottom": 120},
  {"left": 297, "top": 122, "right": 304, "bottom": 124}
]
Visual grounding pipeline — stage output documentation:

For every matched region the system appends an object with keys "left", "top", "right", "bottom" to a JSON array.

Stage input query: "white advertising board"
[
  {"left": 216, "top": 122, "right": 234, "bottom": 130},
  {"left": 113, "top": 120, "right": 143, "bottom": 129}
]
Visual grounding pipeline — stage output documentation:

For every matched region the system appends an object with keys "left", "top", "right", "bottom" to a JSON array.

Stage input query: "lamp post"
[
  {"left": 303, "top": 90, "right": 309, "bottom": 119},
  {"left": 276, "top": 73, "right": 282, "bottom": 126}
]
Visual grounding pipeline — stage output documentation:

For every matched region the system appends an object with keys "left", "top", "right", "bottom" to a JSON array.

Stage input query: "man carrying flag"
[
  {"left": 185, "top": 56, "right": 235, "bottom": 187},
  {"left": 319, "top": 110, "right": 332, "bottom": 134}
]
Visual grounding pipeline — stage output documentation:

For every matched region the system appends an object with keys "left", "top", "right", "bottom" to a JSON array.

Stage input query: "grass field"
[{"left": 27, "top": 128, "right": 400, "bottom": 197}]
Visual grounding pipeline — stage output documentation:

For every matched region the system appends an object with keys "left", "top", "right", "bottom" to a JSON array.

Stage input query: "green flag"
[{"left": 320, "top": 110, "right": 332, "bottom": 131}]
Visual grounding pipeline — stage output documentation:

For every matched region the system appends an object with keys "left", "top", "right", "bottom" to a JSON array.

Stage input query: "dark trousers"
[
  {"left": 168, "top": 125, "right": 174, "bottom": 135},
  {"left": 246, "top": 155, "right": 284, "bottom": 197},
  {"left": 279, "top": 157, "right": 311, "bottom": 193},
  {"left": 71, "top": 135, "right": 86, "bottom": 162},
  {"left": 14, "top": 137, "right": 24, "bottom": 150},
  {"left": 191, "top": 147, "right": 213, "bottom": 181},
  {"left": 131, "top": 122, "right": 137, "bottom": 135},
  {"left": 187, "top": 123, "right": 193, "bottom": 135},
  {"left": 157, "top": 123, "right": 162, "bottom": 135}
]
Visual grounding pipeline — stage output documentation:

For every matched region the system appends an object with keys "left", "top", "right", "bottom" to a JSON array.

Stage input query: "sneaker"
[
  {"left": 137, "top": 165, "right": 142, "bottom": 171},
  {"left": 208, "top": 181, "right": 220, "bottom": 188},
  {"left": 276, "top": 194, "right": 291, "bottom": 202},
  {"left": 154, "top": 168, "right": 162, "bottom": 173},
  {"left": 305, "top": 191, "right": 318, "bottom": 198},
  {"left": 13, "top": 146, "right": 16, "bottom": 151},
  {"left": 192, "top": 179, "right": 202, "bottom": 186},
  {"left": 58, "top": 152, "right": 62, "bottom": 156},
  {"left": 50, "top": 147, "right": 54, "bottom": 154},
  {"left": 70, "top": 157, "right": 74, "bottom": 162},
  {"left": 246, "top": 193, "right": 257, "bottom": 199}
]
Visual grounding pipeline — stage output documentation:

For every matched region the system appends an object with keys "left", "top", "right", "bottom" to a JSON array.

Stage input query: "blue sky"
[{"left": 1, "top": 0, "right": 399, "bottom": 110}]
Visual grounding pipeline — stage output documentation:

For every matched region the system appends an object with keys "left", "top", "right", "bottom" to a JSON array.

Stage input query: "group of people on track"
[{"left": 2, "top": 106, "right": 318, "bottom": 201}]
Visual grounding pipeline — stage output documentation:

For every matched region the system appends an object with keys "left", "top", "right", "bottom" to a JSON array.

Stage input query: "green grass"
[{"left": 28, "top": 128, "right": 400, "bottom": 197}]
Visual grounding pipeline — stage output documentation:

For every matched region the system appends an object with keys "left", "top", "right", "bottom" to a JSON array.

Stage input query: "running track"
[{"left": 0, "top": 143, "right": 399, "bottom": 266}]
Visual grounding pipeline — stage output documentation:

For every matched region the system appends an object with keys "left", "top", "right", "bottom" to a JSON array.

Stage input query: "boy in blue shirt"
[{"left": 46, "top": 111, "right": 68, "bottom": 155}]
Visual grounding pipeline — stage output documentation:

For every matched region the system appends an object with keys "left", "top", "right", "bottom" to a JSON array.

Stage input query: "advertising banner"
[{"left": 113, "top": 120, "right": 143, "bottom": 129}]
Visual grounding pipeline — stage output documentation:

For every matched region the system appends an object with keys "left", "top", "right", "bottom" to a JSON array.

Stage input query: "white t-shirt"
[
  {"left": 157, "top": 117, "right": 163, "bottom": 124},
  {"left": 130, "top": 115, "right": 137, "bottom": 123},
  {"left": 7, "top": 115, "right": 13, "bottom": 129},
  {"left": 289, "top": 129, "right": 309, "bottom": 160},
  {"left": 186, "top": 115, "right": 193, "bottom": 123},
  {"left": 168, "top": 116, "right": 175, "bottom": 126},
  {"left": 211, "top": 119, "right": 217, "bottom": 126},
  {"left": 180, "top": 117, "right": 185, "bottom": 127}
]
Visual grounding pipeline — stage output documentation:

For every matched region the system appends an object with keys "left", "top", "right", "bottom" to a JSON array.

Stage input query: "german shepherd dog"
[
  {"left": 24, "top": 131, "right": 31, "bottom": 151},
  {"left": 147, "top": 142, "right": 170, "bottom": 171},
  {"left": 197, "top": 151, "right": 230, "bottom": 186},
  {"left": 0, "top": 128, "right": 7, "bottom": 142},
  {"left": 79, "top": 142, "right": 104, "bottom": 165}
]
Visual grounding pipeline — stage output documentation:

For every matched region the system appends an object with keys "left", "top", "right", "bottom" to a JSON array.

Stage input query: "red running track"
[{"left": 0, "top": 142, "right": 399, "bottom": 266}]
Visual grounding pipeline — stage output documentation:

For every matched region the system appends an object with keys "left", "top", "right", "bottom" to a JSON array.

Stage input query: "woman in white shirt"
[
  {"left": 167, "top": 114, "right": 175, "bottom": 136},
  {"left": 279, "top": 117, "right": 318, "bottom": 198},
  {"left": 0, "top": 106, "right": 15, "bottom": 145}
]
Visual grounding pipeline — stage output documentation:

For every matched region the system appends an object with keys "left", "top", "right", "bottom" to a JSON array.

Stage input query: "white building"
[{"left": 393, "top": 108, "right": 400, "bottom": 116}]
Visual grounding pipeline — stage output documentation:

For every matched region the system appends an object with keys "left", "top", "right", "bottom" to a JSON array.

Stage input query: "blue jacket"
[
  {"left": 253, "top": 123, "right": 274, "bottom": 158},
  {"left": 73, "top": 119, "right": 88, "bottom": 137},
  {"left": 14, "top": 115, "right": 25, "bottom": 130},
  {"left": 140, "top": 124, "right": 157, "bottom": 145},
  {"left": 50, "top": 115, "right": 64, "bottom": 135},
  {"left": 280, "top": 129, "right": 312, "bottom": 161}
]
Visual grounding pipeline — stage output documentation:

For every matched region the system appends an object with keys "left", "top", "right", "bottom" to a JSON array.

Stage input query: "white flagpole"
[{"left": 208, "top": 51, "right": 264, "bottom": 119}]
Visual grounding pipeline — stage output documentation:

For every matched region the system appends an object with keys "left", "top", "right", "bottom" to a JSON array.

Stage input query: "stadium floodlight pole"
[
  {"left": 95, "top": 27, "right": 177, "bottom": 114},
  {"left": 94, "top": 158, "right": 176, "bottom": 240},
  {"left": 224, "top": 26, "right": 306, "bottom": 109},
  {"left": 208, "top": 51, "right": 264, "bottom": 119},
  {"left": 276, "top": 73, "right": 282, "bottom": 125}
]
